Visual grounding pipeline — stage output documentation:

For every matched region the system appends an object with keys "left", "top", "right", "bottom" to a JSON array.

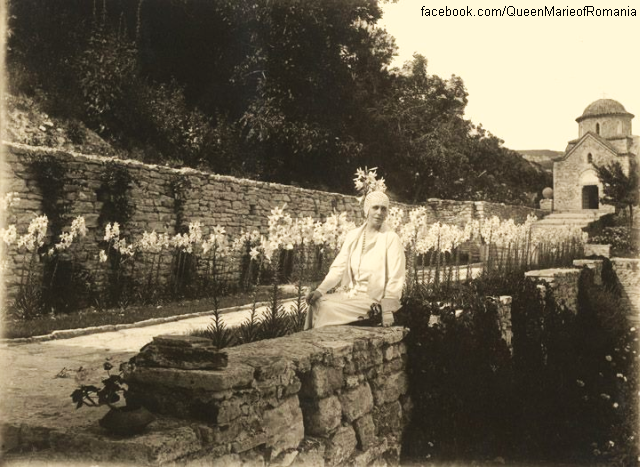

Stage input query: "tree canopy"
[
  {"left": 594, "top": 159, "right": 639, "bottom": 227},
  {"left": 7, "top": 0, "right": 550, "bottom": 206}
]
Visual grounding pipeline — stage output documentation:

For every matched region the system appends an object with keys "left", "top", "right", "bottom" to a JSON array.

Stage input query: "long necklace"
[{"left": 357, "top": 228, "right": 368, "bottom": 278}]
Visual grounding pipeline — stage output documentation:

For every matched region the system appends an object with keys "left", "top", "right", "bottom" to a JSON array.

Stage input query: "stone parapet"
[
  {"left": 584, "top": 243, "right": 611, "bottom": 258},
  {"left": 524, "top": 268, "right": 582, "bottom": 313},
  {"left": 125, "top": 326, "right": 410, "bottom": 466},
  {"left": 539, "top": 199, "right": 553, "bottom": 211},
  {"left": 611, "top": 258, "right": 640, "bottom": 315},
  {"left": 573, "top": 259, "right": 603, "bottom": 285}
]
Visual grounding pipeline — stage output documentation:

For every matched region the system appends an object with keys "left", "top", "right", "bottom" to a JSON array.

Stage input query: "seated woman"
[{"left": 305, "top": 191, "right": 406, "bottom": 328}]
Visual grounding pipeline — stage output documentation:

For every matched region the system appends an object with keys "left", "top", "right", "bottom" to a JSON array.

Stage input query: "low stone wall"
[
  {"left": 524, "top": 268, "right": 583, "bottom": 313},
  {"left": 478, "top": 200, "right": 545, "bottom": 224},
  {"left": 584, "top": 243, "right": 611, "bottom": 258},
  {"left": 493, "top": 295, "right": 513, "bottom": 351},
  {"left": 611, "top": 258, "right": 640, "bottom": 315},
  {"left": 125, "top": 326, "right": 410, "bottom": 466},
  {"left": 573, "top": 259, "right": 603, "bottom": 286}
]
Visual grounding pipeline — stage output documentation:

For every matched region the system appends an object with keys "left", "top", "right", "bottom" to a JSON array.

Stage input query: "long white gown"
[{"left": 308, "top": 230, "right": 380, "bottom": 328}]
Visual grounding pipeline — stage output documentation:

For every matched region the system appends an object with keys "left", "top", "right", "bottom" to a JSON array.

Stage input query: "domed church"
[{"left": 553, "top": 99, "right": 639, "bottom": 211}]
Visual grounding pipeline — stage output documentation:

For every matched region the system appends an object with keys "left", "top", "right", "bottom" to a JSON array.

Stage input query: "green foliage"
[
  {"left": 168, "top": 174, "right": 193, "bottom": 234},
  {"left": 591, "top": 226, "right": 639, "bottom": 257},
  {"left": 288, "top": 278, "right": 309, "bottom": 333},
  {"left": 571, "top": 276, "right": 639, "bottom": 465},
  {"left": 397, "top": 279, "right": 513, "bottom": 461},
  {"left": 71, "top": 360, "right": 137, "bottom": 410},
  {"left": 238, "top": 303, "right": 261, "bottom": 345},
  {"left": 98, "top": 161, "right": 136, "bottom": 227},
  {"left": 76, "top": 25, "right": 138, "bottom": 133},
  {"left": 41, "top": 259, "right": 97, "bottom": 315},
  {"left": 367, "top": 55, "right": 550, "bottom": 204},
  {"left": 7, "top": 0, "right": 548, "bottom": 204},
  {"left": 11, "top": 286, "right": 45, "bottom": 320},
  {"left": 29, "top": 155, "right": 68, "bottom": 236},
  {"left": 400, "top": 260, "right": 639, "bottom": 465},
  {"left": 97, "top": 161, "right": 138, "bottom": 307},
  {"left": 594, "top": 159, "right": 639, "bottom": 228},
  {"left": 24, "top": 156, "right": 95, "bottom": 318},
  {"left": 205, "top": 310, "right": 236, "bottom": 350}
]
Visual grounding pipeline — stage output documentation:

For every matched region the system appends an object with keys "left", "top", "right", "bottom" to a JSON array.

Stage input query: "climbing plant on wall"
[
  {"left": 25, "top": 155, "right": 95, "bottom": 314},
  {"left": 97, "top": 160, "right": 138, "bottom": 307},
  {"left": 97, "top": 160, "right": 137, "bottom": 227},
  {"left": 29, "top": 155, "right": 68, "bottom": 238}
]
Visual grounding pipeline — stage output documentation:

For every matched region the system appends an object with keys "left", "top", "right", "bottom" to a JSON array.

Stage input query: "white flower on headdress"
[{"left": 353, "top": 166, "right": 387, "bottom": 199}]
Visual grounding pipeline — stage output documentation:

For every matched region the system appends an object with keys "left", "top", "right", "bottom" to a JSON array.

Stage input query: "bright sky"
[{"left": 379, "top": 0, "right": 640, "bottom": 151}]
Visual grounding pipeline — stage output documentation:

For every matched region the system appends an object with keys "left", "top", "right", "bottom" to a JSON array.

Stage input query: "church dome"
[{"left": 576, "top": 99, "right": 634, "bottom": 122}]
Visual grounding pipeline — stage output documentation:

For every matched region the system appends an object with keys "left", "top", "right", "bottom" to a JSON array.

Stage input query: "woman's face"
[{"left": 367, "top": 204, "right": 388, "bottom": 229}]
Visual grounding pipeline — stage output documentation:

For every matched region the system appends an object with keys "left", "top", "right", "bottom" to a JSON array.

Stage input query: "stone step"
[
  {"left": 543, "top": 213, "right": 601, "bottom": 219},
  {"left": 531, "top": 224, "right": 589, "bottom": 230},
  {"left": 534, "top": 219, "right": 592, "bottom": 225}
]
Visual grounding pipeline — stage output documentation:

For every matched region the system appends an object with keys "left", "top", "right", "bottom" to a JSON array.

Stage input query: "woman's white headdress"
[{"left": 353, "top": 167, "right": 389, "bottom": 216}]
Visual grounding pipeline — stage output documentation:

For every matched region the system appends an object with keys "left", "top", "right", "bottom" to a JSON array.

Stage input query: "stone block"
[
  {"left": 302, "top": 396, "right": 342, "bottom": 436},
  {"left": 339, "top": 383, "right": 374, "bottom": 422},
  {"left": 127, "top": 364, "right": 254, "bottom": 393},
  {"left": 371, "top": 371, "right": 407, "bottom": 406},
  {"left": 351, "top": 438, "right": 389, "bottom": 467},
  {"left": 292, "top": 437, "right": 325, "bottom": 467},
  {"left": 271, "top": 450, "right": 300, "bottom": 467},
  {"left": 203, "top": 453, "right": 242, "bottom": 467},
  {"left": 241, "top": 354, "right": 289, "bottom": 381},
  {"left": 584, "top": 243, "right": 611, "bottom": 258},
  {"left": 325, "top": 426, "right": 357, "bottom": 466},
  {"left": 524, "top": 268, "right": 581, "bottom": 314},
  {"left": 372, "top": 401, "right": 402, "bottom": 436},
  {"left": 300, "top": 365, "right": 344, "bottom": 398},
  {"left": 345, "top": 374, "right": 364, "bottom": 389},
  {"left": 134, "top": 335, "right": 228, "bottom": 370},
  {"left": 345, "top": 348, "right": 383, "bottom": 374},
  {"left": 383, "top": 345, "right": 399, "bottom": 362},
  {"left": 573, "top": 259, "right": 603, "bottom": 285},
  {"left": 216, "top": 395, "right": 256, "bottom": 425},
  {"left": 353, "top": 414, "right": 377, "bottom": 450},
  {"left": 0, "top": 424, "right": 20, "bottom": 452},
  {"left": 263, "top": 398, "right": 304, "bottom": 458},
  {"left": 231, "top": 432, "right": 269, "bottom": 454}
]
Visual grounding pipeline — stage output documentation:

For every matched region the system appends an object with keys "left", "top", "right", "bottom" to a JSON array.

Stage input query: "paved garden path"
[{"left": 0, "top": 299, "right": 297, "bottom": 454}]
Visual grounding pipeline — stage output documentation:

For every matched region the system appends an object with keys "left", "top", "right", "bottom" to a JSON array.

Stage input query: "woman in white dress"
[{"left": 304, "top": 191, "right": 406, "bottom": 328}]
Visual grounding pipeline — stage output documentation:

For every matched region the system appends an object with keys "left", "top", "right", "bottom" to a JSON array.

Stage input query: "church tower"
[{"left": 553, "top": 99, "right": 638, "bottom": 211}]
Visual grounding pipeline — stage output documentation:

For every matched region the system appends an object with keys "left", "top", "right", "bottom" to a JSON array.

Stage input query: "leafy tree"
[
  {"left": 367, "top": 54, "right": 471, "bottom": 202},
  {"left": 7, "top": 0, "right": 550, "bottom": 206},
  {"left": 594, "top": 159, "right": 639, "bottom": 227}
]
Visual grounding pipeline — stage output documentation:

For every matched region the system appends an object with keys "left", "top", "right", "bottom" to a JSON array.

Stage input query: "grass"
[{"left": 1, "top": 286, "right": 298, "bottom": 340}]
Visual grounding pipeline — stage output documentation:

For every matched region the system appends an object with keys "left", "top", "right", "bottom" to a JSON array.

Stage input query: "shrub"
[
  {"left": 397, "top": 280, "right": 513, "bottom": 462},
  {"left": 591, "top": 226, "right": 639, "bottom": 257}
]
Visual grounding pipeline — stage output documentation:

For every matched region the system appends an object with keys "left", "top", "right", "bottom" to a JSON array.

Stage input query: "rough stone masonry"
[{"left": 124, "top": 326, "right": 410, "bottom": 466}]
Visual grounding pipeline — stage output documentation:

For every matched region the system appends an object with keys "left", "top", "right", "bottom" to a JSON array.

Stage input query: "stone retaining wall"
[
  {"left": 524, "top": 267, "right": 583, "bottom": 314},
  {"left": 126, "top": 326, "right": 410, "bottom": 466},
  {"left": 1, "top": 142, "right": 544, "bottom": 297},
  {"left": 611, "top": 258, "right": 640, "bottom": 315},
  {"left": 584, "top": 243, "right": 611, "bottom": 258}
]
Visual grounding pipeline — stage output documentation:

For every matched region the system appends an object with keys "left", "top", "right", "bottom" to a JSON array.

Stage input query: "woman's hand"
[{"left": 305, "top": 289, "right": 322, "bottom": 306}]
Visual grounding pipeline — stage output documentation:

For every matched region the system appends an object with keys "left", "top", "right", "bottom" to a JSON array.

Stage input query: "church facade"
[{"left": 553, "top": 99, "right": 639, "bottom": 211}]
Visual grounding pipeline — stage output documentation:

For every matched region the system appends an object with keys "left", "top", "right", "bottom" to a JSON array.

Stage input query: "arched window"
[
  {"left": 617, "top": 121, "right": 623, "bottom": 134},
  {"left": 587, "top": 153, "right": 593, "bottom": 163},
  {"left": 596, "top": 123, "right": 600, "bottom": 135}
]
